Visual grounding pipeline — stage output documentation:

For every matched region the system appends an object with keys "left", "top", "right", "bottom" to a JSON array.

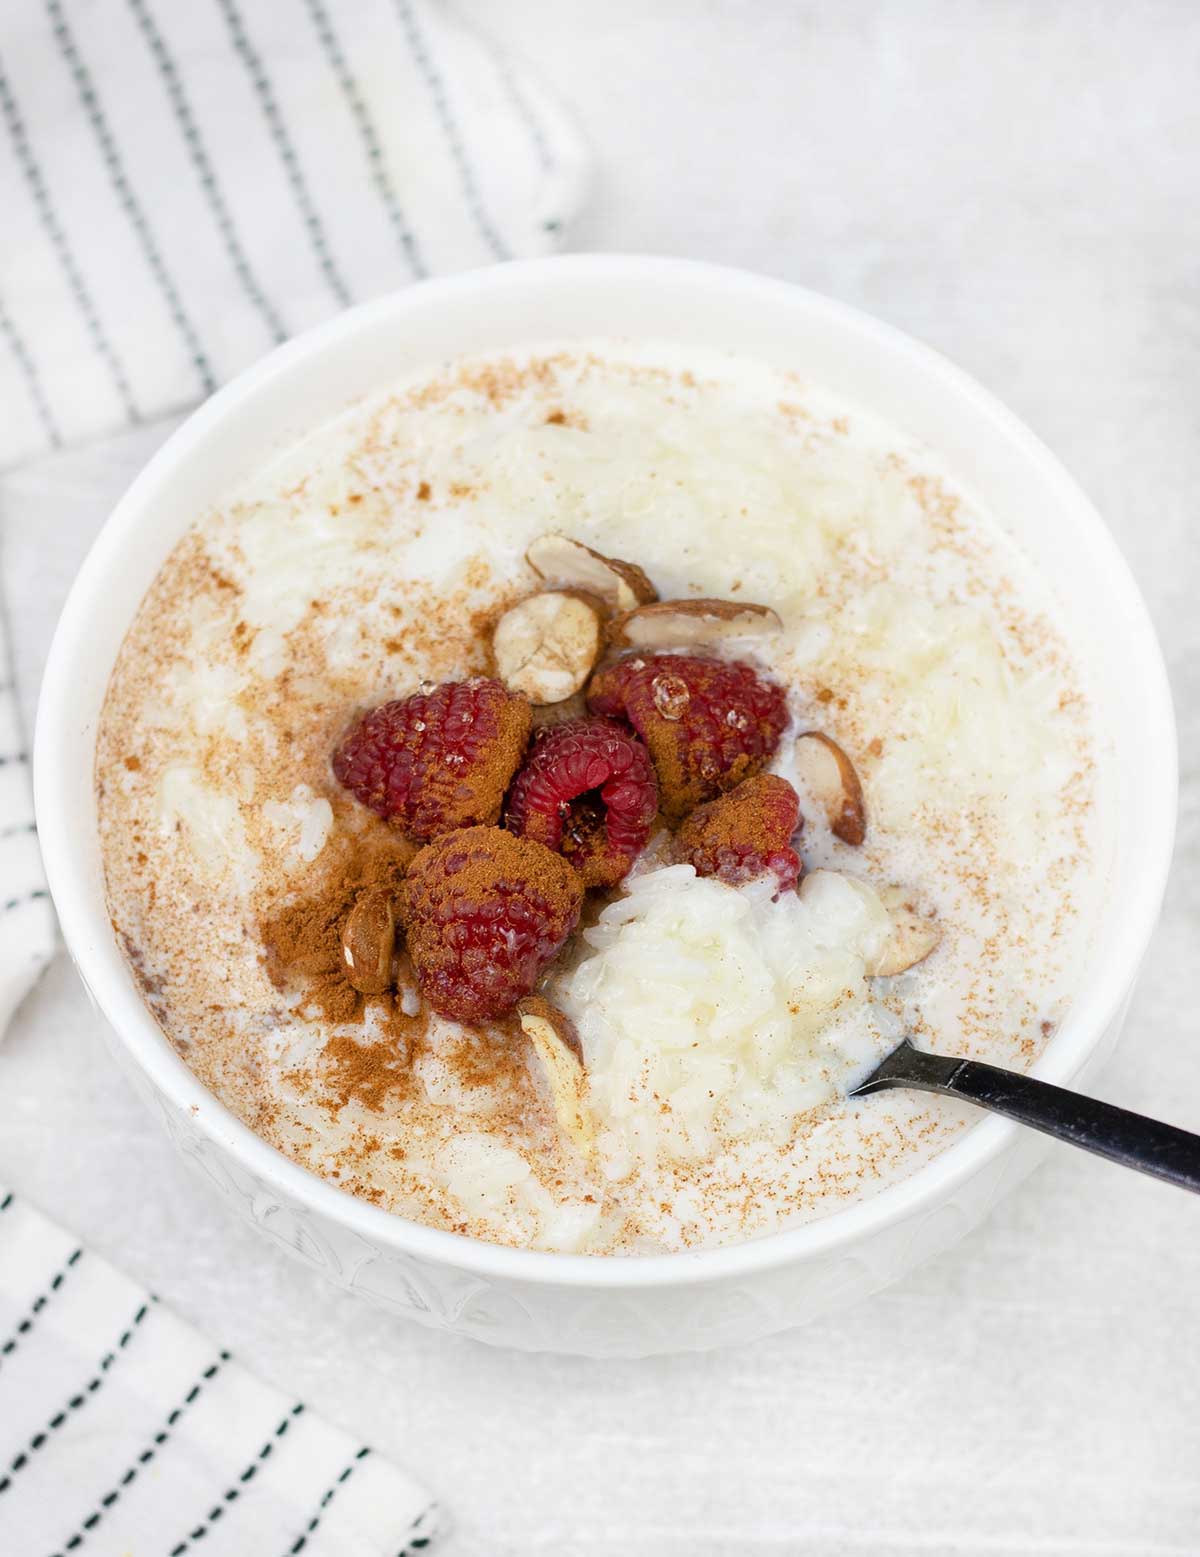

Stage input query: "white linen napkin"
[
  {"left": 0, "top": 1188, "right": 439, "bottom": 1554},
  {"left": 0, "top": 605, "right": 54, "bottom": 1037},
  {"left": 0, "top": 0, "right": 588, "bottom": 466},
  {"left": 0, "top": 0, "right": 589, "bottom": 1038}
]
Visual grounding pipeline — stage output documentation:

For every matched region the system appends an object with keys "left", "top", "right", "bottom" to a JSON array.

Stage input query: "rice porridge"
[{"left": 96, "top": 343, "right": 1107, "bottom": 1254}]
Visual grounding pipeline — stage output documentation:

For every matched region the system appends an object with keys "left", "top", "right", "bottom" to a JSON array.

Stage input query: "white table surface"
[{"left": 4, "top": 3, "right": 1200, "bottom": 1551}]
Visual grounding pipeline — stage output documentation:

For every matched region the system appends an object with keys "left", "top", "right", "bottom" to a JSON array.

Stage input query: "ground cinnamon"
[
  {"left": 259, "top": 832, "right": 415, "bottom": 1018},
  {"left": 320, "top": 1015, "right": 427, "bottom": 1112}
]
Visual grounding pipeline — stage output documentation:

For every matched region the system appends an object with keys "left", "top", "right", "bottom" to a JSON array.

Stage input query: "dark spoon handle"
[{"left": 853, "top": 1040, "right": 1200, "bottom": 1195}]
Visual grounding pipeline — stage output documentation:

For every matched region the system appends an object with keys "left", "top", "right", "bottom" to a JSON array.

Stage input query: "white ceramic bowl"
[{"left": 35, "top": 256, "right": 1176, "bottom": 1356}]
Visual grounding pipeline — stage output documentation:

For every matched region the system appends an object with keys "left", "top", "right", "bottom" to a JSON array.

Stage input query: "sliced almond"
[
  {"left": 607, "top": 597, "right": 783, "bottom": 650},
  {"left": 525, "top": 533, "right": 658, "bottom": 615},
  {"left": 870, "top": 884, "right": 942, "bottom": 976},
  {"left": 793, "top": 731, "right": 866, "bottom": 845},
  {"left": 341, "top": 888, "right": 397, "bottom": 995},
  {"left": 518, "top": 995, "right": 594, "bottom": 1158},
  {"left": 493, "top": 590, "right": 603, "bottom": 705}
]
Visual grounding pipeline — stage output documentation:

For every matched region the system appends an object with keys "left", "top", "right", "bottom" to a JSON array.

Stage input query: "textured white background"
[{"left": 4, "top": 2, "right": 1200, "bottom": 1552}]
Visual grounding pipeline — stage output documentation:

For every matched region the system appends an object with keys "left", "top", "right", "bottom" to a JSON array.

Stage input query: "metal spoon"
[{"left": 851, "top": 1038, "right": 1200, "bottom": 1194}]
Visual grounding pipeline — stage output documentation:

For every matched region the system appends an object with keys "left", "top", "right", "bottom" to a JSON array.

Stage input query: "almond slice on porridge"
[
  {"left": 793, "top": 730, "right": 866, "bottom": 846},
  {"left": 607, "top": 597, "right": 782, "bottom": 650},
  {"left": 525, "top": 533, "right": 658, "bottom": 615},
  {"left": 518, "top": 995, "right": 596, "bottom": 1159},
  {"left": 870, "top": 884, "right": 942, "bottom": 976}
]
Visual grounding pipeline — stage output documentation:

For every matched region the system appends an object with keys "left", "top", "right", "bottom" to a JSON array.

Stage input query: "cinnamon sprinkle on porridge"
[{"left": 97, "top": 344, "right": 1108, "bottom": 1253}]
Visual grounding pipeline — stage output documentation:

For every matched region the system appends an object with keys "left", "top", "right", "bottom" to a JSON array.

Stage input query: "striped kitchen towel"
[
  {"left": 0, "top": 599, "right": 54, "bottom": 1037},
  {"left": 0, "top": 1188, "right": 439, "bottom": 1554},
  {"left": 0, "top": 0, "right": 588, "bottom": 466},
  {"left": 0, "top": 0, "right": 589, "bottom": 1039}
]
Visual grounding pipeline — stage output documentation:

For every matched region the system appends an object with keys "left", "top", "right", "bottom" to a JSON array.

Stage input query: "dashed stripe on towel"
[
  {"left": 0, "top": 290, "right": 61, "bottom": 448},
  {"left": 164, "top": 1403, "right": 306, "bottom": 1556},
  {"left": 0, "top": 1191, "right": 437, "bottom": 1552},
  {"left": 0, "top": 63, "right": 139, "bottom": 424},
  {"left": 126, "top": 0, "right": 288, "bottom": 347},
  {"left": 214, "top": 0, "right": 353, "bottom": 308},
  {"left": 288, "top": 1446, "right": 370, "bottom": 1554},
  {"left": 302, "top": 0, "right": 427, "bottom": 280},
  {"left": 44, "top": 0, "right": 216, "bottom": 396},
  {"left": 393, "top": 0, "right": 511, "bottom": 261},
  {"left": 47, "top": 1354, "right": 231, "bottom": 1556},
  {"left": 0, "top": 1247, "right": 82, "bottom": 1368},
  {"left": 0, "top": 1302, "right": 152, "bottom": 1496}
]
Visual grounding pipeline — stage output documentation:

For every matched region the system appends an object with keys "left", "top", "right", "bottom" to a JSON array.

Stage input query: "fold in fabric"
[{"left": 0, "top": 1188, "right": 439, "bottom": 1555}]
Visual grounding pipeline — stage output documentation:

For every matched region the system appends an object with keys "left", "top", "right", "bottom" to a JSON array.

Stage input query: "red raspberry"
[
  {"left": 506, "top": 717, "right": 658, "bottom": 889},
  {"left": 587, "top": 653, "right": 788, "bottom": 822},
  {"left": 670, "top": 774, "right": 802, "bottom": 895},
  {"left": 332, "top": 679, "right": 531, "bottom": 840},
  {"left": 402, "top": 826, "right": 583, "bottom": 1022}
]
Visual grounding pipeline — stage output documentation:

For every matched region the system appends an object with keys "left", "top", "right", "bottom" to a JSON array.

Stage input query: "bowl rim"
[{"left": 34, "top": 253, "right": 1178, "bottom": 1290}]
